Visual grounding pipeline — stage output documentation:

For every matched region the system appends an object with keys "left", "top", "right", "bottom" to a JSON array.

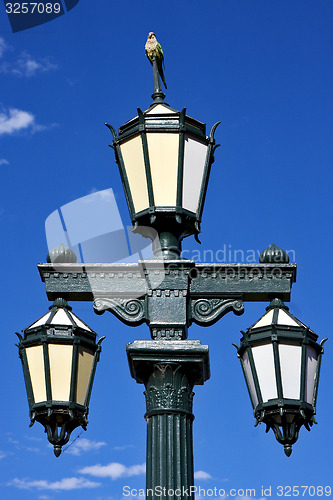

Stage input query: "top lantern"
[{"left": 107, "top": 101, "right": 219, "bottom": 258}]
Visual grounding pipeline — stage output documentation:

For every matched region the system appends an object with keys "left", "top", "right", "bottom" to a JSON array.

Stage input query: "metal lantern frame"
[
  {"left": 236, "top": 299, "right": 326, "bottom": 456},
  {"left": 106, "top": 102, "right": 220, "bottom": 256},
  {"left": 16, "top": 298, "right": 104, "bottom": 456}
]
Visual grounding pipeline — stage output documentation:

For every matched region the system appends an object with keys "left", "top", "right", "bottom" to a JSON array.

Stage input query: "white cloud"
[
  {"left": 0, "top": 108, "right": 35, "bottom": 135},
  {"left": 1, "top": 52, "right": 57, "bottom": 77},
  {"left": 113, "top": 444, "right": 134, "bottom": 451},
  {"left": 8, "top": 477, "right": 101, "bottom": 491},
  {"left": 79, "top": 462, "right": 145, "bottom": 480},
  {"left": 0, "top": 37, "right": 9, "bottom": 58},
  {"left": 194, "top": 470, "right": 212, "bottom": 480},
  {"left": 65, "top": 438, "right": 106, "bottom": 456},
  {"left": 0, "top": 159, "right": 9, "bottom": 166},
  {"left": 0, "top": 451, "right": 6, "bottom": 459}
]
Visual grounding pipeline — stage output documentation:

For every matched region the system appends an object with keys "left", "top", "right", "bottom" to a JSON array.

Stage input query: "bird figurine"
[{"left": 145, "top": 32, "right": 167, "bottom": 89}]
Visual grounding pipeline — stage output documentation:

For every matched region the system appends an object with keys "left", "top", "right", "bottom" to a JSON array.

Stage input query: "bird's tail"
[{"left": 161, "top": 75, "right": 167, "bottom": 89}]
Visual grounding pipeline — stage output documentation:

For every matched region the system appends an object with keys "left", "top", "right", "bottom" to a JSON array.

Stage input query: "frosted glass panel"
[
  {"left": 242, "top": 350, "right": 259, "bottom": 407},
  {"left": 120, "top": 137, "right": 149, "bottom": 213},
  {"left": 76, "top": 347, "right": 94, "bottom": 406},
  {"left": 147, "top": 133, "right": 179, "bottom": 206},
  {"left": 253, "top": 309, "right": 273, "bottom": 328},
  {"left": 277, "top": 309, "right": 300, "bottom": 327},
  {"left": 71, "top": 312, "right": 93, "bottom": 332},
  {"left": 49, "top": 344, "right": 73, "bottom": 401},
  {"left": 252, "top": 344, "right": 277, "bottom": 402},
  {"left": 26, "top": 346, "right": 47, "bottom": 403},
  {"left": 279, "top": 344, "right": 301, "bottom": 399},
  {"left": 50, "top": 309, "right": 72, "bottom": 326},
  {"left": 29, "top": 312, "right": 51, "bottom": 329},
  {"left": 182, "top": 136, "right": 208, "bottom": 213},
  {"left": 146, "top": 104, "right": 176, "bottom": 115},
  {"left": 305, "top": 345, "right": 318, "bottom": 404}
]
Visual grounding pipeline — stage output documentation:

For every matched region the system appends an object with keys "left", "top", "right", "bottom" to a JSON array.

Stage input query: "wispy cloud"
[
  {"left": 0, "top": 451, "right": 6, "bottom": 460},
  {"left": 0, "top": 159, "right": 9, "bottom": 166},
  {"left": 65, "top": 438, "right": 106, "bottom": 456},
  {"left": 1, "top": 52, "right": 57, "bottom": 77},
  {"left": 0, "top": 37, "right": 9, "bottom": 58},
  {"left": 79, "top": 462, "right": 145, "bottom": 480},
  {"left": 0, "top": 108, "right": 35, "bottom": 135},
  {"left": 194, "top": 470, "right": 212, "bottom": 480},
  {"left": 113, "top": 444, "right": 134, "bottom": 451},
  {"left": 8, "top": 477, "right": 101, "bottom": 491}
]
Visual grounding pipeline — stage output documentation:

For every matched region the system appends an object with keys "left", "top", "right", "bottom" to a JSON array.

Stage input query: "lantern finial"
[{"left": 284, "top": 444, "right": 292, "bottom": 457}]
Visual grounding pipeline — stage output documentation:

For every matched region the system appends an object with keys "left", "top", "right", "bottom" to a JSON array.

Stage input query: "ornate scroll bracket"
[
  {"left": 191, "top": 298, "right": 244, "bottom": 326},
  {"left": 93, "top": 298, "right": 146, "bottom": 326}
]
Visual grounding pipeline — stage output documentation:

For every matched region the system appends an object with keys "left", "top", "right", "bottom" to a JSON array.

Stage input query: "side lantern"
[
  {"left": 16, "top": 298, "right": 104, "bottom": 457},
  {"left": 236, "top": 298, "right": 326, "bottom": 456}
]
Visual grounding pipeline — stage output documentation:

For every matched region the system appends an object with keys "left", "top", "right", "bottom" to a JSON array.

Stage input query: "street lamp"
[
  {"left": 235, "top": 297, "right": 326, "bottom": 457},
  {"left": 16, "top": 297, "right": 104, "bottom": 457},
  {"left": 17, "top": 38, "right": 326, "bottom": 500},
  {"left": 106, "top": 98, "right": 219, "bottom": 259}
]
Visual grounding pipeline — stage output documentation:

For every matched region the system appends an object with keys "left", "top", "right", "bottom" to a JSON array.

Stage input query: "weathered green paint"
[
  {"left": 38, "top": 261, "right": 296, "bottom": 341},
  {"left": 127, "top": 340, "right": 209, "bottom": 499},
  {"left": 38, "top": 262, "right": 296, "bottom": 300}
]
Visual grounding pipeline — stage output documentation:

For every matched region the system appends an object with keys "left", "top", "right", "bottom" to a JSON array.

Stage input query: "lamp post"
[{"left": 17, "top": 49, "right": 326, "bottom": 497}]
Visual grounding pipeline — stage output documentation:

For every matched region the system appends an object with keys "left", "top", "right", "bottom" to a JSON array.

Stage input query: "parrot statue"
[{"left": 145, "top": 32, "right": 167, "bottom": 89}]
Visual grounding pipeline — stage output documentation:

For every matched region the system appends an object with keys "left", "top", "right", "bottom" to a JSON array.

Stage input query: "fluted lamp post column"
[{"left": 127, "top": 340, "right": 209, "bottom": 500}]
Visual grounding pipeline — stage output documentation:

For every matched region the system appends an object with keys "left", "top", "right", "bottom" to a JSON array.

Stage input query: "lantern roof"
[
  {"left": 248, "top": 298, "right": 314, "bottom": 334},
  {"left": 26, "top": 298, "right": 94, "bottom": 333}
]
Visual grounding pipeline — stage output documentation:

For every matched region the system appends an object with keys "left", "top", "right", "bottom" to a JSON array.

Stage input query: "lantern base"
[
  {"left": 31, "top": 406, "right": 88, "bottom": 458},
  {"left": 133, "top": 211, "right": 201, "bottom": 259},
  {"left": 256, "top": 402, "right": 316, "bottom": 457}
]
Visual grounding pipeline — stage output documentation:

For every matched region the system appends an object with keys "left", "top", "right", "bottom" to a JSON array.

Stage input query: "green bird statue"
[{"left": 145, "top": 32, "right": 167, "bottom": 89}]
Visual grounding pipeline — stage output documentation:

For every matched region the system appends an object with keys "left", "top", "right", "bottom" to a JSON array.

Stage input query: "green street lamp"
[
  {"left": 16, "top": 298, "right": 104, "bottom": 457},
  {"left": 235, "top": 298, "right": 326, "bottom": 456},
  {"left": 106, "top": 98, "right": 219, "bottom": 259},
  {"left": 16, "top": 36, "right": 327, "bottom": 500}
]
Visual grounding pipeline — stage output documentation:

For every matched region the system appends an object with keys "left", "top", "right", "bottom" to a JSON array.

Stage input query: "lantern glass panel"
[
  {"left": 279, "top": 344, "right": 301, "bottom": 399},
  {"left": 120, "top": 136, "right": 148, "bottom": 213},
  {"left": 147, "top": 132, "right": 179, "bottom": 207},
  {"left": 50, "top": 309, "right": 72, "bottom": 325},
  {"left": 242, "top": 350, "right": 259, "bottom": 407},
  {"left": 252, "top": 344, "right": 277, "bottom": 401},
  {"left": 182, "top": 135, "right": 208, "bottom": 213},
  {"left": 277, "top": 309, "right": 301, "bottom": 326},
  {"left": 49, "top": 344, "right": 73, "bottom": 401},
  {"left": 26, "top": 345, "right": 47, "bottom": 403},
  {"left": 252, "top": 309, "right": 273, "bottom": 328},
  {"left": 76, "top": 346, "right": 95, "bottom": 406},
  {"left": 29, "top": 313, "right": 51, "bottom": 329},
  {"left": 305, "top": 345, "right": 318, "bottom": 404}
]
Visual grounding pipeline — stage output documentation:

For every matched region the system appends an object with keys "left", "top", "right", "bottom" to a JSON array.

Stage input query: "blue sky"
[{"left": 0, "top": 1, "right": 332, "bottom": 499}]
